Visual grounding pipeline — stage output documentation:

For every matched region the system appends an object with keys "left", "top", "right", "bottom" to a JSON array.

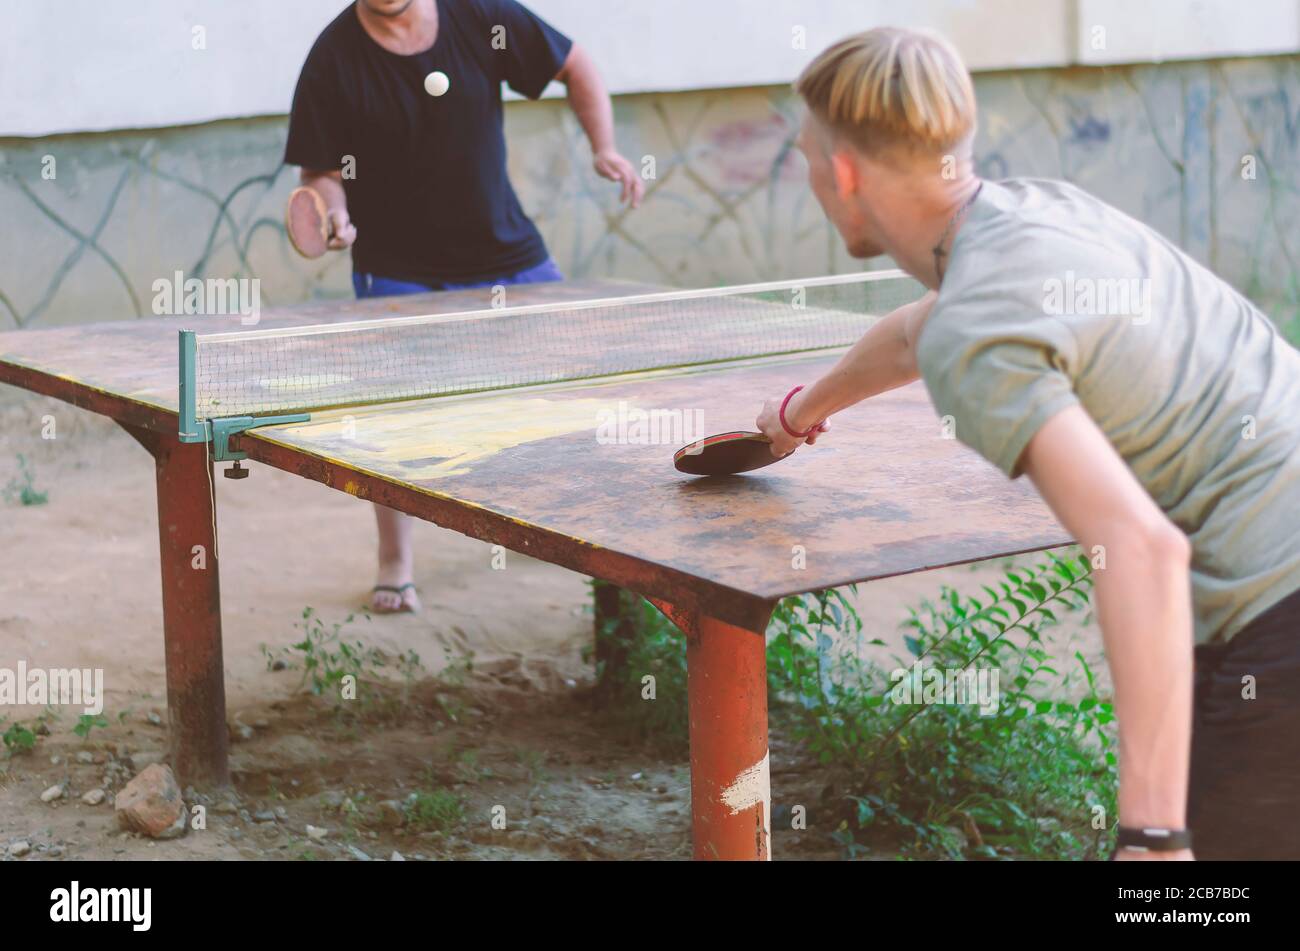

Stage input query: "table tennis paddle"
[
  {"left": 285, "top": 186, "right": 333, "bottom": 259},
  {"left": 673, "top": 430, "right": 791, "bottom": 476}
]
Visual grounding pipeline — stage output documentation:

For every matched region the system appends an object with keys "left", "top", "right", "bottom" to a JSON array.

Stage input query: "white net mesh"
[{"left": 192, "top": 271, "right": 923, "bottom": 419}]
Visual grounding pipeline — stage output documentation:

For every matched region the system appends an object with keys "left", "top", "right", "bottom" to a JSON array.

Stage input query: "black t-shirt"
[{"left": 284, "top": 0, "right": 572, "bottom": 283}]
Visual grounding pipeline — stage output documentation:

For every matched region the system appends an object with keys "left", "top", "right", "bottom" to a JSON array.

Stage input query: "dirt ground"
[{"left": 0, "top": 393, "right": 1103, "bottom": 861}]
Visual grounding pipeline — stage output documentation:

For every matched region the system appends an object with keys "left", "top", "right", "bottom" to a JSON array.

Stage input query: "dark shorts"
[{"left": 1188, "top": 585, "right": 1300, "bottom": 859}]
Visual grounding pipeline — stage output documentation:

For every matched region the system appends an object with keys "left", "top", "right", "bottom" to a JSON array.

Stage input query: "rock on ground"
[{"left": 114, "top": 764, "right": 187, "bottom": 839}]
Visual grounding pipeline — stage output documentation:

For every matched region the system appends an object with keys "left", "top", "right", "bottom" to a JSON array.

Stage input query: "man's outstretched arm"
[
  {"left": 1020, "top": 404, "right": 1195, "bottom": 860},
  {"left": 756, "top": 291, "right": 936, "bottom": 453},
  {"left": 554, "top": 44, "right": 643, "bottom": 208}
]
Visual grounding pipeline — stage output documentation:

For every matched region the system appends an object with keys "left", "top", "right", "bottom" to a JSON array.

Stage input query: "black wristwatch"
[{"left": 1115, "top": 826, "right": 1193, "bottom": 854}]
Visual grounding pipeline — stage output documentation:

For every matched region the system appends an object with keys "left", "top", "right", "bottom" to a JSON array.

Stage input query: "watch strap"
[{"left": 1116, "top": 826, "right": 1193, "bottom": 852}]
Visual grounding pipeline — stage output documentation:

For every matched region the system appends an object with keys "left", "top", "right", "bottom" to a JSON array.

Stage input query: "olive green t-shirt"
[{"left": 917, "top": 178, "right": 1300, "bottom": 644}]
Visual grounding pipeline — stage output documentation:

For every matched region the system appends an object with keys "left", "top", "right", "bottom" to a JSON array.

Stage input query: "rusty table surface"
[
  {"left": 1, "top": 276, "right": 1071, "bottom": 858},
  {"left": 243, "top": 353, "right": 1069, "bottom": 627},
  {"left": 0, "top": 277, "right": 1070, "bottom": 628}
]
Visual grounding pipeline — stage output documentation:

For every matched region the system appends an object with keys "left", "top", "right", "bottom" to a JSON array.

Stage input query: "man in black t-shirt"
[{"left": 285, "top": 0, "right": 642, "bottom": 612}]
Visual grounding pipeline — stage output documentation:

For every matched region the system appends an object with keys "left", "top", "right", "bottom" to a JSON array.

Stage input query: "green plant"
[
  {"left": 336, "top": 789, "right": 370, "bottom": 842},
  {"left": 767, "top": 586, "right": 876, "bottom": 713},
  {"left": 587, "top": 586, "right": 690, "bottom": 752},
  {"left": 428, "top": 645, "right": 473, "bottom": 723},
  {"left": 406, "top": 788, "right": 465, "bottom": 832},
  {"left": 261, "top": 608, "right": 381, "bottom": 702},
  {"left": 583, "top": 550, "right": 1113, "bottom": 859},
  {"left": 2, "top": 720, "right": 37, "bottom": 754},
  {"left": 436, "top": 645, "right": 472, "bottom": 686},
  {"left": 2, "top": 455, "right": 47, "bottom": 506},
  {"left": 73, "top": 713, "right": 110, "bottom": 741},
  {"left": 454, "top": 749, "right": 487, "bottom": 784},
  {"left": 397, "top": 648, "right": 425, "bottom": 684},
  {"left": 369, "top": 647, "right": 430, "bottom": 723},
  {"left": 765, "top": 551, "right": 1115, "bottom": 860}
]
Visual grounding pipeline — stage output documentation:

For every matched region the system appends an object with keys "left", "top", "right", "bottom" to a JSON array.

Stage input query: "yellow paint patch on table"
[{"left": 260, "top": 394, "right": 622, "bottom": 480}]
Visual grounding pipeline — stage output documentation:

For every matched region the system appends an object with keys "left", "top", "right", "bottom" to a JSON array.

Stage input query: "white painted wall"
[
  {"left": 3, "top": 0, "right": 1297, "bottom": 137},
  {"left": 1076, "top": 0, "right": 1300, "bottom": 65}
]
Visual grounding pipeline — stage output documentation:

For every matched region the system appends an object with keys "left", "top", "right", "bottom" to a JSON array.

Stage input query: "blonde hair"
[{"left": 795, "top": 27, "right": 976, "bottom": 156}]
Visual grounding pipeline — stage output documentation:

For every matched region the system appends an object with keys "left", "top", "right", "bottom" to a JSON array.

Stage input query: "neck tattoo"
[{"left": 931, "top": 181, "right": 983, "bottom": 285}]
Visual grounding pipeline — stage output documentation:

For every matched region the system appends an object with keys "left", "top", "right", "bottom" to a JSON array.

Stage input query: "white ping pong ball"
[{"left": 424, "top": 71, "right": 450, "bottom": 97}]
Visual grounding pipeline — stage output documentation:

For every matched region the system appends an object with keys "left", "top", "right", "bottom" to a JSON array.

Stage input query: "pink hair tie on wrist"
[{"left": 779, "top": 385, "right": 822, "bottom": 439}]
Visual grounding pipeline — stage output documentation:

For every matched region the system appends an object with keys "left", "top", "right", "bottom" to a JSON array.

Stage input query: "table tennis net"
[{"left": 190, "top": 270, "right": 924, "bottom": 420}]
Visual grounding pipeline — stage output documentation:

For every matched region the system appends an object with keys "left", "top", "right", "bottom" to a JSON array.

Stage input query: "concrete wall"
[{"left": 2, "top": 55, "right": 1296, "bottom": 338}]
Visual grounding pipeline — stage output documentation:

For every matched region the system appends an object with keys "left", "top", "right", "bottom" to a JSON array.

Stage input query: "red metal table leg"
[
  {"left": 122, "top": 425, "right": 230, "bottom": 788},
  {"left": 652, "top": 599, "right": 771, "bottom": 860}
]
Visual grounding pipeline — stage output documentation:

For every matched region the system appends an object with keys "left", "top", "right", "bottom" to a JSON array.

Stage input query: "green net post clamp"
[{"left": 177, "top": 329, "right": 309, "bottom": 461}]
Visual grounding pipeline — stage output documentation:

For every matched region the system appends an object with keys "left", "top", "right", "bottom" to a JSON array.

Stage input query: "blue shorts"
[{"left": 352, "top": 258, "right": 564, "bottom": 299}]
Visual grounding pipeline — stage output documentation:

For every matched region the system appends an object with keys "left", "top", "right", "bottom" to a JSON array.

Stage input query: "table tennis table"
[{"left": 0, "top": 273, "right": 1070, "bottom": 860}]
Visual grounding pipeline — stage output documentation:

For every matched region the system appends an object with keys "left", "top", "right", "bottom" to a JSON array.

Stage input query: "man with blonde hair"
[{"left": 756, "top": 26, "right": 1300, "bottom": 860}]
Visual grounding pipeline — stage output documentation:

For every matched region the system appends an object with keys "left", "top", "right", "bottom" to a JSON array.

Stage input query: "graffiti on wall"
[{"left": 0, "top": 56, "right": 1296, "bottom": 338}]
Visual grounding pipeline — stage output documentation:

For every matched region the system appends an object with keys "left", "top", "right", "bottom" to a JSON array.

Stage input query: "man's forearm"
[
  {"left": 1093, "top": 533, "right": 1194, "bottom": 830},
  {"left": 785, "top": 294, "right": 929, "bottom": 430},
  {"left": 560, "top": 45, "right": 615, "bottom": 153},
  {"left": 1022, "top": 407, "right": 1196, "bottom": 844}
]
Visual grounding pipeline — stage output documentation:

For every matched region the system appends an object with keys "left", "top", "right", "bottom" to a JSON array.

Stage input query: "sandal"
[{"left": 370, "top": 583, "right": 419, "bottom": 614}]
